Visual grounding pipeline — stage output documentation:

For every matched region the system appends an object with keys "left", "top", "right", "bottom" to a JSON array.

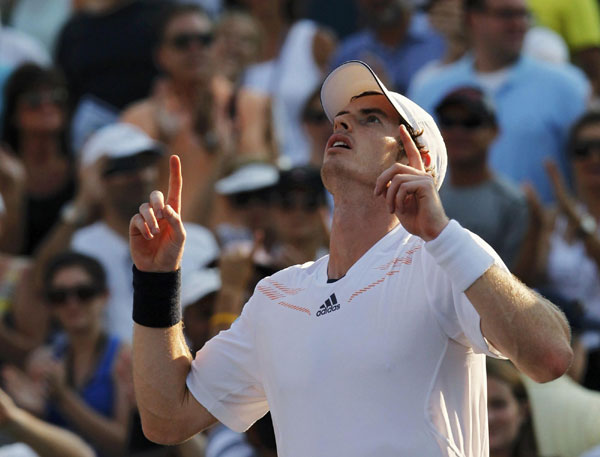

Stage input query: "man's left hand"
[{"left": 374, "top": 125, "right": 449, "bottom": 241}]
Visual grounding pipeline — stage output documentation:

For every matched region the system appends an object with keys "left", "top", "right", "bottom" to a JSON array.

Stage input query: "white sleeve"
[
  {"left": 186, "top": 295, "right": 268, "bottom": 433},
  {"left": 423, "top": 222, "right": 507, "bottom": 358}
]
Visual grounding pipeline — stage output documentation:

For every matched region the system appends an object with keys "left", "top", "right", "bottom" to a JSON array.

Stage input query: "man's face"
[
  {"left": 437, "top": 104, "right": 496, "bottom": 168},
  {"left": 158, "top": 12, "right": 214, "bottom": 83},
  {"left": 468, "top": 0, "right": 530, "bottom": 63},
  {"left": 321, "top": 94, "right": 406, "bottom": 192}
]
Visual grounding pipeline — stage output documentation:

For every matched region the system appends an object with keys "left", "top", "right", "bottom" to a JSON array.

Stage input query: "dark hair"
[
  {"left": 568, "top": 109, "right": 600, "bottom": 155},
  {"left": 155, "top": 3, "right": 211, "bottom": 45},
  {"left": 43, "top": 251, "right": 108, "bottom": 294},
  {"left": 486, "top": 359, "right": 539, "bottom": 457},
  {"left": 1, "top": 63, "right": 70, "bottom": 155}
]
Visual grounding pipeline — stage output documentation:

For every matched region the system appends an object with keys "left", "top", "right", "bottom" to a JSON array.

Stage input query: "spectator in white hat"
[
  {"left": 129, "top": 61, "right": 572, "bottom": 456},
  {"left": 33, "top": 122, "right": 219, "bottom": 344}
]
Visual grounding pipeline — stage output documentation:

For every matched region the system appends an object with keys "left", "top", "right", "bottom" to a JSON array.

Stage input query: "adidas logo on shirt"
[{"left": 316, "top": 293, "right": 340, "bottom": 317}]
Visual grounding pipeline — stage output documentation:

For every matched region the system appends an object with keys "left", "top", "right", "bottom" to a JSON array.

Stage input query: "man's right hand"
[{"left": 129, "top": 155, "right": 186, "bottom": 272}]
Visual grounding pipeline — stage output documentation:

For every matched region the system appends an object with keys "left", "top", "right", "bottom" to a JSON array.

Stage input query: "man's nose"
[{"left": 333, "top": 115, "right": 351, "bottom": 132}]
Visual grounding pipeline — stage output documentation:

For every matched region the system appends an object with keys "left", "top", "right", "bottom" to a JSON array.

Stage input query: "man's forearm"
[
  {"left": 466, "top": 265, "right": 572, "bottom": 382},
  {"left": 132, "top": 323, "right": 216, "bottom": 444}
]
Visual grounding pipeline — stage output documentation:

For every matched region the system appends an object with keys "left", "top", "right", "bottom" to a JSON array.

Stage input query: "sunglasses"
[
  {"left": 438, "top": 114, "right": 488, "bottom": 130},
  {"left": 304, "top": 110, "right": 328, "bottom": 124},
  {"left": 20, "top": 89, "right": 67, "bottom": 109},
  {"left": 168, "top": 32, "right": 214, "bottom": 50},
  {"left": 46, "top": 284, "right": 102, "bottom": 306},
  {"left": 231, "top": 190, "right": 272, "bottom": 208},
  {"left": 571, "top": 140, "right": 600, "bottom": 159}
]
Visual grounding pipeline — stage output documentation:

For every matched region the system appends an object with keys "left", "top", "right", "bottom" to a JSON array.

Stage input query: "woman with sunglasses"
[
  {"left": 520, "top": 110, "right": 600, "bottom": 389},
  {"left": 0, "top": 63, "right": 74, "bottom": 256},
  {"left": 7, "top": 251, "right": 133, "bottom": 456}
]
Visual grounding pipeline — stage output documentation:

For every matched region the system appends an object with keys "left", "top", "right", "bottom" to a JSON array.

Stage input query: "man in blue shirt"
[
  {"left": 331, "top": 0, "right": 445, "bottom": 94},
  {"left": 408, "top": 0, "right": 590, "bottom": 203}
]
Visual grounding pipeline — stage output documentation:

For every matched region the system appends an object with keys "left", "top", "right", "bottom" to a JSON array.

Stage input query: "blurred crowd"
[{"left": 0, "top": 0, "right": 599, "bottom": 456}]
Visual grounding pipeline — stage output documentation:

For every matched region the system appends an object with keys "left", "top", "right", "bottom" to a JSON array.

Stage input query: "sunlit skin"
[
  {"left": 487, "top": 376, "right": 527, "bottom": 457},
  {"left": 49, "top": 267, "right": 107, "bottom": 336},
  {"left": 321, "top": 94, "right": 408, "bottom": 194}
]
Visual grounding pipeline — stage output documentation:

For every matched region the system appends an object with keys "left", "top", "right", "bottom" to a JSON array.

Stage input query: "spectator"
[
  {"left": 55, "top": 0, "right": 167, "bottom": 152},
  {"left": 212, "top": 9, "right": 263, "bottom": 86},
  {"left": 486, "top": 358, "right": 539, "bottom": 457},
  {"left": 32, "top": 123, "right": 219, "bottom": 343},
  {"left": 0, "top": 386, "right": 94, "bottom": 457},
  {"left": 435, "top": 86, "right": 529, "bottom": 270},
  {"left": 269, "top": 165, "right": 330, "bottom": 269},
  {"left": 241, "top": 0, "right": 337, "bottom": 166},
  {"left": 213, "top": 161, "right": 279, "bottom": 249},
  {"left": 3, "top": 252, "right": 132, "bottom": 457},
  {"left": 330, "top": 0, "right": 446, "bottom": 94},
  {"left": 0, "top": 63, "right": 74, "bottom": 255},
  {"left": 408, "top": 0, "right": 590, "bottom": 204},
  {"left": 517, "top": 110, "right": 600, "bottom": 388},
  {"left": 122, "top": 3, "right": 234, "bottom": 223},
  {"left": 527, "top": 0, "right": 600, "bottom": 97}
]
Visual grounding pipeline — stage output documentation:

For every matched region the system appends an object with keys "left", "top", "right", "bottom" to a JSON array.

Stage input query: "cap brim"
[{"left": 320, "top": 60, "right": 413, "bottom": 128}]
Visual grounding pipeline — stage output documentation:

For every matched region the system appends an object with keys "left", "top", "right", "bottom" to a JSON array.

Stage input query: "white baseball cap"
[
  {"left": 181, "top": 268, "right": 221, "bottom": 309},
  {"left": 215, "top": 162, "right": 279, "bottom": 195},
  {"left": 320, "top": 60, "right": 447, "bottom": 189},
  {"left": 80, "top": 122, "right": 163, "bottom": 167}
]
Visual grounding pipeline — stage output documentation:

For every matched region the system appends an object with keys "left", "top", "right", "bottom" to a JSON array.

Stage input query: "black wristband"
[{"left": 132, "top": 265, "right": 182, "bottom": 328}]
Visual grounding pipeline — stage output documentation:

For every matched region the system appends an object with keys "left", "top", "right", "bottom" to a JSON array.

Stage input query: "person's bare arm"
[
  {"left": 0, "top": 388, "right": 95, "bottom": 457},
  {"left": 130, "top": 156, "right": 217, "bottom": 445},
  {"left": 374, "top": 125, "right": 573, "bottom": 383}
]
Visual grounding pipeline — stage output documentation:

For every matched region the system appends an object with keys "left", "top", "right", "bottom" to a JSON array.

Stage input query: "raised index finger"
[
  {"left": 399, "top": 124, "right": 425, "bottom": 172},
  {"left": 166, "top": 155, "right": 182, "bottom": 214}
]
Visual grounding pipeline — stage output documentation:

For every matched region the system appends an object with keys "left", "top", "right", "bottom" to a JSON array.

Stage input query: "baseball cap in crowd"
[
  {"left": 435, "top": 86, "right": 497, "bottom": 126},
  {"left": 181, "top": 268, "right": 221, "bottom": 309},
  {"left": 320, "top": 60, "right": 447, "bottom": 189},
  {"left": 79, "top": 123, "right": 163, "bottom": 175},
  {"left": 215, "top": 162, "right": 279, "bottom": 195}
]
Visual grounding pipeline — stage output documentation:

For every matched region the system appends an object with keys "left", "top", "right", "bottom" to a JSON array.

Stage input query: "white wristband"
[{"left": 425, "top": 220, "right": 495, "bottom": 292}]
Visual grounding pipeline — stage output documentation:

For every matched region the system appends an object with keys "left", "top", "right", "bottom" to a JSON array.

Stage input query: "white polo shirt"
[{"left": 187, "top": 223, "right": 504, "bottom": 457}]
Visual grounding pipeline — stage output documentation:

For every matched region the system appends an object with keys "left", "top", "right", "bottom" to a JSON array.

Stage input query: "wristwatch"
[{"left": 576, "top": 213, "right": 598, "bottom": 239}]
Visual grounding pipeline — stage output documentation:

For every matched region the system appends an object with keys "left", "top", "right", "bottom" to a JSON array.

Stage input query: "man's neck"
[{"left": 327, "top": 191, "right": 398, "bottom": 280}]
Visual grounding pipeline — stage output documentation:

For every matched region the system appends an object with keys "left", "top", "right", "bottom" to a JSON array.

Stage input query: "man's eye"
[{"left": 364, "top": 115, "right": 381, "bottom": 124}]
